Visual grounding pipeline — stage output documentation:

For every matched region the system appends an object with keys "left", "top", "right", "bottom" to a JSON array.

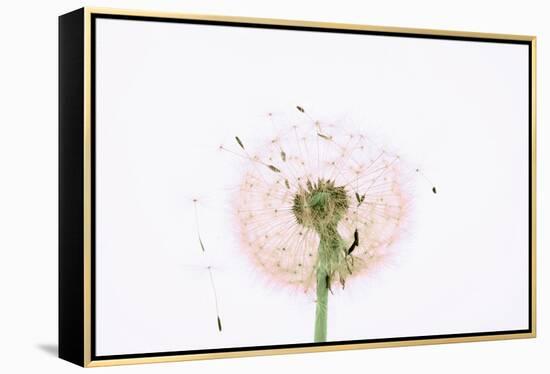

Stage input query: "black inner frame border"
[{"left": 90, "top": 13, "right": 533, "bottom": 361}]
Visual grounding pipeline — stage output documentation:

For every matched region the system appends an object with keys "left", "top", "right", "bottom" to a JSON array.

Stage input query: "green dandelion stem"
[
  {"left": 314, "top": 254, "right": 329, "bottom": 342},
  {"left": 314, "top": 230, "right": 346, "bottom": 343}
]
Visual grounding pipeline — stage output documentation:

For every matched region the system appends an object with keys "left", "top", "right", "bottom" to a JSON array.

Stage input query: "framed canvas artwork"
[{"left": 59, "top": 7, "right": 536, "bottom": 367}]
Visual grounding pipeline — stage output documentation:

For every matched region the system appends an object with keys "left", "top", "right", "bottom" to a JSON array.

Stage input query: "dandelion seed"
[
  {"left": 235, "top": 136, "right": 245, "bottom": 150},
  {"left": 192, "top": 199, "right": 206, "bottom": 252},
  {"left": 267, "top": 164, "right": 281, "bottom": 173},
  {"left": 354, "top": 191, "right": 366, "bottom": 206},
  {"left": 198, "top": 237, "right": 206, "bottom": 252},
  {"left": 191, "top": 199, "right": 223, "bottom": 333},
  {"left": 416, "top": 168, "right": 437, "bottom": 194},
  {"left": 347, "top": 229, "right": 359, "bottom": 255},
  {"left": 207, "top": 266, "right": 223, "bottom": 333}
]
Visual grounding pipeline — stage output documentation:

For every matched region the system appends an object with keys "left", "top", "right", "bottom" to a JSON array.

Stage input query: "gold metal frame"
[{"left": 81, "top": 7, "right": 537, "bottom": 367}]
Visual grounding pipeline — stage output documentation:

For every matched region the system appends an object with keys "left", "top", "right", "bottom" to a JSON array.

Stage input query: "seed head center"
[{"left": 292, "top": 178, "right": 349, "bottom": 233}]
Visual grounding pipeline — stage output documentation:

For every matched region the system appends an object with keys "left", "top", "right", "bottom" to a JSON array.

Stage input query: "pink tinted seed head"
[{"left": 233, "top": 117, "right": 410, "bottom": 294}]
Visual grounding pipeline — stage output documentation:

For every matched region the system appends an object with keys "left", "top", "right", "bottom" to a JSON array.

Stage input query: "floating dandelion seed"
[
  {"left": 192, "top": 198, "right": 223, "bottom": 332},
  {"left": 222, "top": 106, "right": 425, "bottom": 343},
  {"left": 416, "top": 168, "right": 437, "bottom": 194}
]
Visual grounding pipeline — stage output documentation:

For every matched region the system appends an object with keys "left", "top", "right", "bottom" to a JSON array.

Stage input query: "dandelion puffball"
[{"left": 231, "top": 112, "right": 409, "bottom": 294}]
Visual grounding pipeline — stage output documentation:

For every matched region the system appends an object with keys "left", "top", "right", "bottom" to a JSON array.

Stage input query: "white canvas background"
[{"left": 94, "top": 18, "right": 529, "bottom": 356}]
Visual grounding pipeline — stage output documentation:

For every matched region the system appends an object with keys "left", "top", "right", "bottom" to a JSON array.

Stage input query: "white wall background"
[
  {"left": 0, "top": 0, "right": 547, "bottom": 372},
  {"left": 94, "top": 17, "right": 529, "bottom": 355}
]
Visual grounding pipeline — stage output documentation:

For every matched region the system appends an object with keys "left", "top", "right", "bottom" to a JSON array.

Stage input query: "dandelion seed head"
[{"left": 233, "top": 112, "right": 410, "bottom": 294}]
